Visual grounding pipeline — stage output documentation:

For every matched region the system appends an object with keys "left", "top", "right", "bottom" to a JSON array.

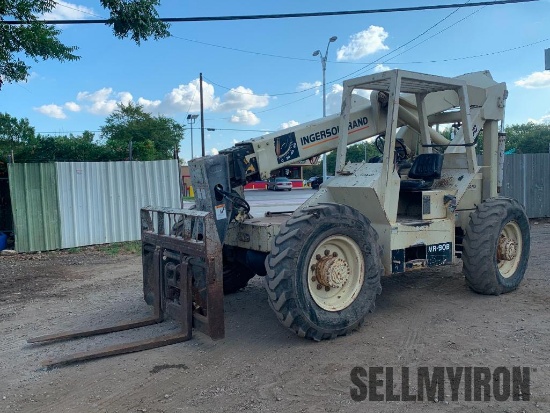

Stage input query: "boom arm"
[{"left": 224, "top": 70, "right": 505, "bottom": 185}]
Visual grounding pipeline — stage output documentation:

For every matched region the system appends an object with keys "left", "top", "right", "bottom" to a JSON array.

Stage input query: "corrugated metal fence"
[
  {"left": 7, "top": 155, "right": 549, "bottom": 252},
  {"left": 498, "top": 153, "right": 550, "bottom": 219},
  {"left": 8, "top": 160, "right": 181, "bottom": 252}
]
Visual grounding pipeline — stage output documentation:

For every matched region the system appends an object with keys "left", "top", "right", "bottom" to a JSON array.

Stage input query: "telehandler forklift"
[{"left": 29, "top": 70, "right": 530, "bottom": 366}]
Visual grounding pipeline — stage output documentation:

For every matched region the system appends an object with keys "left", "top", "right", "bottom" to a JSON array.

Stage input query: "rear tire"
[
  {"left": 264, "top": 203, "right": 383, "bottom": 340},
  {"left": 462, "top": 197, "right": 530, "bottom": 295}
]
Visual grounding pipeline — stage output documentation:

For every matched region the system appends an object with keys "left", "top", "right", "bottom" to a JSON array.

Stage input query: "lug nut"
[
  {"left": 311, "top": 276, "right": 316, "bottom": 282},
  {"left": 316, "top": 254, "right": 322, "bottom": 261},
  {"left": 324, "top": 249, "right": 330, "bottom": 256},
  {"left": 310, "top": 264, "right": 316, "bottom": 272},
  {"left": 325, "top": 286, "right": 330, "bottom": 292},
  {"left": 332, "top": 252, "right": 338, "bottom": 257},
  {"left": 316, "top": 284, "right": 323, "bottom": 290}
]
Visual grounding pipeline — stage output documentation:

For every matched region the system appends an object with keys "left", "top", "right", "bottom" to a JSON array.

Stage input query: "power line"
[
  {"left": 355, "top": 0, "right": 474, "bottom": 76},
  {"left": 206, "top": 0, "right": 480, "bottom": 98},
  {"left": 173, "top": 34, "right": 548, "bottom": 66},
  {"left": 202, "top": 1, "right": 537, "bottom": 118},
  {"left": 3, "top": 0, "right": 538, "bottom": 24},
  {"left": 331, "top": 0, "right": 478, "bottom": 82},
  {"left": 53, "top": 1, "right": 104, "bottom": 19},
  {"left": 203, "top": 37, "right": 549, "bottom": 99},
  {"left": 382, "top": 5, "right": 487, "bottom": 66},
  {"left": 170, "top": 35, "right": 314, "bottom": 62}
]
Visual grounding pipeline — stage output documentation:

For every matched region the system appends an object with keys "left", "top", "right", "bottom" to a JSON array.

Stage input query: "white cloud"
[
  {"left": 326, "top": 84, "right": 372, "bottom": 115},
  {"left": 210, "top": 148, "right": 220, "bottom": 155},
  {"left": 373, "top": 64, "right": 390, "bottom": 73},
  {"left": 515, "top": 71, "right": 550, "bottom": 89},
  {"left": 215, "top": 86, "right": 269, "bottom": 112},
  {"left": 18, "top": 71, "right": 38, "bottom": 84},
  {"left": 230, "top": 109, "right": 260, "bottom": 125},
  {"left": 41, "top": 79, "right": 271, "bottom": 124},
  {"left": 34, "top": 104, "right": 66, "bottom": 119},
  {"left": 326, "top": 84, "right": 344, "bottom": 115},
  {"left": 137, "top": 97, "right": 162, "bottom": 110},
  {"left": 297, "top": 81, "right": 322, "bottom": 94},
  {"left": 77, "top": 88, "right": 134, "bottom": 115},
  {"left": 64, "top": 101, "right": 81, "bottom": 112},
  {"left": 140, "top": 79, "right": 218, "bottom": 114},
  {"left": 336, "top": 26, "right": 389, "bottom": 61},
  {"left": 43, "top": 1, "right": 95, "bottom": 20},
  {"left": 527, "top": 113, "right": 550, "bottom": 124},
  {"left": 280, "top": 120, "right": 300, "bottom": 130},
  {"left": 118, "top": 91, "right": 133, "bottom": 105},
  {"left": 135, "top": 80, "right": 268, "bottom": 116}
]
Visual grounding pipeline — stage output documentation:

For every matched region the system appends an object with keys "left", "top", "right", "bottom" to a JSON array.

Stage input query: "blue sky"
[{"left": 2, "top": 0, "right": 550, "bottom": 161}]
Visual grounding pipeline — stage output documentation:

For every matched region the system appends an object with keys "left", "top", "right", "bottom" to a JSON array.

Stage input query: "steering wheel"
[{"left": 374, "top": 135, "right": 408, "bottom": 163}]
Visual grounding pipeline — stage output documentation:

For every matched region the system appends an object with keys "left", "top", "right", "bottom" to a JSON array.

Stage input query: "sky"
[{"left": 2, "top": 0, "right": 550, "bottom": 161}]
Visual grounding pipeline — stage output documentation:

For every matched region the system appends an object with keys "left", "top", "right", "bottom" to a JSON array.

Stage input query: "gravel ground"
[{"left": 0, "top": 222, "right": 549, "bottom": 412}]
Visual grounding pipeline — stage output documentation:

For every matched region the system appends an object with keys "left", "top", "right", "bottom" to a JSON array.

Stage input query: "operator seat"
[{"left": 400, "top": 153, "right": 443, "bottom": 191}]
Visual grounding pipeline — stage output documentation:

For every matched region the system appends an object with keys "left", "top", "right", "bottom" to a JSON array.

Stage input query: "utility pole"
[
  {"left": 200, "top": 73, "right": 205, "bottom": 157},
  {"left": 187, "top": 114, "right": 199, "bottom": 159},
  {"left": 313, "top": 36, "right": 337, "bottom": 182}
]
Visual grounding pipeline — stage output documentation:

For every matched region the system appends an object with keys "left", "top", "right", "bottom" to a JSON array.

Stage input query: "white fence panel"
[{"left": 57, "top": 160, "right": 181, "bottom": 248}]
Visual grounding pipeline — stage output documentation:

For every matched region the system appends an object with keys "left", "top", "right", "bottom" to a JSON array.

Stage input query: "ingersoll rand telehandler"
[{"left": 30, "top": 70, "right": 530, "bottom": 367}]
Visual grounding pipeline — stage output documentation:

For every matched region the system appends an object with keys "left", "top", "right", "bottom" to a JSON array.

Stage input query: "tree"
[
  {"left": 101, "top": 103, "right": 184, "bottom": 161},
  {"left": 0, "top": 112, "right": 33, "bottom": 174},
  {"left": 505, "top": 122, "right": 550, "bottom": 154},
  {"left": 304, "top": 142, "right": 378, "bottom": 179},
  {"left": 14, "top": 132, "right": 116, "bottom": 163},
  {"left": 0, "top": 0, "right": 170, "bottom": 88},
  {"left": 0, "top": 113, "right": 35, "bottom": 146},
  {"left": 441, "top": 122, "right": 550, "bottom": 154}
]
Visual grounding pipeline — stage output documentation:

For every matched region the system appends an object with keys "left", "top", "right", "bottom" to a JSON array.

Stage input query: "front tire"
[
  {"left": 264, "top": 203, "right": 383, "bottom": 340},
  {"left": 462, "top": 197, "right": 530, "bottom": 295}
]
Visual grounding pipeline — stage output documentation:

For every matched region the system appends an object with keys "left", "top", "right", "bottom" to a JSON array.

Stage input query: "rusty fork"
[{"left": 27, "top": 208, "right": 224, "bottom": 368}]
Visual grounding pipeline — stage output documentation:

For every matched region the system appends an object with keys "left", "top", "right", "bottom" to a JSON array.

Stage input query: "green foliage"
[
  {"left": 13, "top": 133, "right": 116, "bottom": 162},
  {"left": 101, "top": 103, "right": 184, "bottom": 161},
  {"left": 0, "top": 112, "right": 36, "bottom": 147},
  {"left": 0, "top": 1, "right": 79, "bottom": 86},
  {"left": 440, "top": 123, "right": 550, "bottom": 154},
  {"left": 440, "top": 126, "right": 484, "bottom": 155},
  {"left": 0, "top": 0, "right": 169, "bottom": 88},
  {"left": 303, "top": 142, "right": 378, "bottom": 178},
  {"left": 100, "top": 0, "right": 170, "bottom": 44},
  {"left": 1, "top": 111, "right": 184, "bottom": 163},
  {"left": 505, "top": 122, "right": 550, "bottom": 154},
  {"left": 99, "top": 241, "right": 142, "bottom": 255}
]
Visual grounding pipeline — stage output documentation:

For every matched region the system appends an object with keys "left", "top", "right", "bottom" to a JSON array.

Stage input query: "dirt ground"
[{"left": 0, "top": 222, "right": 549, "bottom": 413}]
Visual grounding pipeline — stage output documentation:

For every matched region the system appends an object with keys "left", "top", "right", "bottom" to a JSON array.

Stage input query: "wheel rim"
[
  {"left": 497, "top": 221, "right": 522, "bottom": 278},
  {"left": 307, "top": 235, "right": 364, "bottom": 311}
]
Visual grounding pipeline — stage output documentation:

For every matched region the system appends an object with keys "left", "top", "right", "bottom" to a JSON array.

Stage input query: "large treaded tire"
[
  {"left": 462, "top": 197, "right": 530, "bottom": 295},
  {"left": 264, "top": 203, "right": 383, "bottom": 341}
]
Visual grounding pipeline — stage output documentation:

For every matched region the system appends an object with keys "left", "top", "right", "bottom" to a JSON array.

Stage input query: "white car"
[{"left": 267, "top": 177, "right": 292, "bottom": 191}]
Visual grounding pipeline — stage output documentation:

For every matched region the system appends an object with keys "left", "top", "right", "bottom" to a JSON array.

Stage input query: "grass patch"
[
  {"left": 182, "top": 196, "right": 194, "bottom": 201},
  {"left": 99, "top": 241, "right": 142, "bottom": 256}
]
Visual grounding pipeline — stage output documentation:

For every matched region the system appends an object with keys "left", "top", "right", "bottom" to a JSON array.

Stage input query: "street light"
[
  {"left": 187, "top": 114, "right": 199, "bottom": 159},
  {"left": 313, "top": 35, "right": 337, "bottom": 182}
]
